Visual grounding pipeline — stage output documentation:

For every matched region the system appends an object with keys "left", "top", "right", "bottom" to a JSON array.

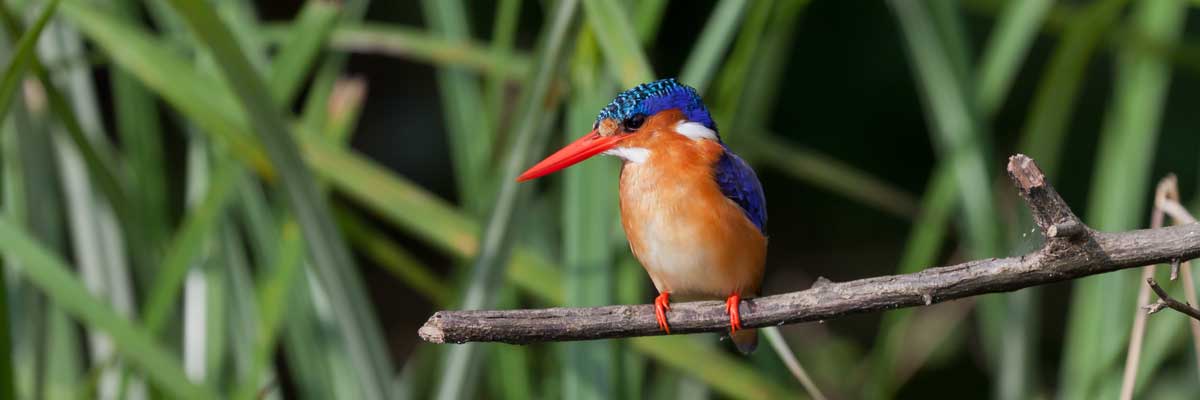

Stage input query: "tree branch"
[
  {"left": 1146, "top": 278, "right": 1200, "bottom": 321},
  {"left": 419, "top": 154, "right": 1200, "bottom": 344}
]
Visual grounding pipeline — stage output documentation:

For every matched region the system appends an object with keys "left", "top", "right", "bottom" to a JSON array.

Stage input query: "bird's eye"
[{"left": 622, "top": 114, "right": 646, "bottom": 132}]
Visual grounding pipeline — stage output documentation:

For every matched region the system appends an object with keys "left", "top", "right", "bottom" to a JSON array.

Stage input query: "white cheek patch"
[
  {"left": 603, "top": 147, "right": 650, "bottom": 164},
  {"left": 674, "top": 121, "right": 718, "bottom": 141}
]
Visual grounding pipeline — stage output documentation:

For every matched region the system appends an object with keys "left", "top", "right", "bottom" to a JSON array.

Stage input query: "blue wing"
[{"left": 715, "top": 147, "right": 767, "bottom": 235}]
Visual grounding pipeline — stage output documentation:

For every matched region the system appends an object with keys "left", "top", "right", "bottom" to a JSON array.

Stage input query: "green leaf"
[
  {"left": 336, "top": 208, "right": 450, "bottom": 305},
  {"left": 142, "top": 161, "right": 241, "bottom": 337},
  {"left": 0, "top": 217, "right": 214, "bottom": 399},
  {"left": 720, "top": 0, "right": 808, "bottom": 133},
  {"left": 631, "top": 336, "right": 794, "bottom": 400},
  {"left": 108, "top": 0, "right": 169, "bottom": 258},
  {"left": 159, "top": 2, "right": 397, "bottom": 399},
  {"left": 862, "top": 166, "right": 957, "bottom": 399},
  {"left": 0, "top": 0, "right": 58, "bottom": 126},
  {"left": 745, "top": 134, "right": 918, "bottom": 219},
  {"left": 0, "top": 256, "right": 11, "bottom": 400},
  {"left": 1015, "top": 0, "right": 1127, "bottom": 177},
  {"left": 321, "top": 77, "right": 367, "bottom": 144},
  {"left": 432, "top": 1, "right": 580, "bottom": 398},
  {"left": 269, "top": 0, "right": 341, "bottom": 106},
  {"left": 710, "top": 0, "right": 776, "bottom": 128},
  {"left": 311, "top": 23, "right": 531, "bottom": 80},
  {"left": 485, "top": 0, "right": 522, "bottom": 122},
  {"left": 974, "top": 0, "right": 1053, "bottom": 116},
  {"left": 631, "top": 0, "right": 668, "bottom": 44},
  {"left": 299, "top": 0, "right": 369, "bottom": 133},
  {"left": 60, "top": 0, "right": 273, "bottom": 175},
  {"left": 233, "top": 221, "right": 304, "bottom": 400},
  {"left": 1061, "top": 2, "right": 1186, "bottom": 399},
  {"left": 420, "top": 0, "right": 497, "bottom": 215},
  {"left": 560, "top": 47, "right": 620, "bottom": 400},
  {"left": 889, "top": 0, "right": 998, "bottom": 261},
  {"left": 889, "top": 1, "right": 1008, "bottom": 394},
  {"left": 0, "top": 1, "right": 130, "bottom": 235},
  {"left": 678, "top": 0, "right": 749, "bottom": 94},
  {"left": 59, "top": 2, "right": 788, "bottom": 395},
  {"left": 582, "top": 0, "right": 655, "bottom": 86},
  {"left": 236, "top": 183, "right": 337, "bottom": 400}
]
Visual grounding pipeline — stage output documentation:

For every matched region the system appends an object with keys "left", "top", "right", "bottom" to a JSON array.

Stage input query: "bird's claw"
[
  {"left": 654, "top": 292, "right": 671, "bottom": 334},
  {"left": 725, "top": 294, "right": 743, "bottom": 333}
]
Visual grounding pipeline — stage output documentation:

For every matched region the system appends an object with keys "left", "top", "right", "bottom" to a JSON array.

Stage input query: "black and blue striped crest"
[{"left": 596, "top": 78, "right": 716, "bottom": 131}]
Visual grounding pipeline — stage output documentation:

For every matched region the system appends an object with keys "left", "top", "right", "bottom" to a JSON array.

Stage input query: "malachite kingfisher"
[{"left": 518, "top": 78, "right": 768, "bottom": 354}]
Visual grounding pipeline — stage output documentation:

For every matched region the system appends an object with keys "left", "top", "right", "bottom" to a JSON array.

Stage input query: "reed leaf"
[
  {"left": 311, "top": 23, "right": 531, "bottom": 80},
  {"left": 560, "top": 31, "right": 619, "bottom": 400},
  {"left": 110, "top": 0, "right": 169, "bottom": 255},
  {"left": 974, "top": 0, "right": 1053, "bottom": 116},
  {"left": 582, "top": 0, "right": 655, "bottom": 86},
  {"left": 0, "top": 217, "right": 214, "bottom": 399},
  {"left": 1016, "top": 0, "right": 1127, "bottom": 177},
  {"left": 678, "top": 0, "right": 749, "bottom": 94},
  {"left": 862, "top": 166, "right": 956, "bottom": 399},
  {"left": 160, "top": 1, "right": 396, "bottom": 399},
  {"left": 0, "top": 0, "right": 57, "bottom": 125},
  {"left": 485, "top": 0, "right": 522, "bottom": 122},
  {"left": 745, "top": 135, "right": 918, "bottom": 219},
  {"left": 299, "top": 0, "right": 368, "bottom": 132},
  {"left": 59, "top": 2, "right": 807, "bottom": 395},
  {"left": 236, "top": 183, "right": 337, "bottom": 400},
  {"left": 336, "top": 208, "right": 450, "bottom": 305},
  {"left": 268, "top": 0, "right": 340, "bottom": 106},
  {"left": 1061, "top": 2, "right": 1186, "bottom": 398},
  {"left": 421, "top": 0, "right": 496, "bottom": 216},
  {"left": 432, "top": 1, "right": 579, "bottom": 398},
  {"left": 233, "top": 221, "right": 303, "bottom": 400},
  {"left": 0, "top": 256, "right": 12, "bottom": 400},
  {"left": 142, "top": 161, "right": 240, "bottom": 337}
]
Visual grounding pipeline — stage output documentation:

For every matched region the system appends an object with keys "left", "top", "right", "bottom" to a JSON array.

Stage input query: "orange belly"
[{"left": 619, "top": 160, "right": 767, "bottom": 300}]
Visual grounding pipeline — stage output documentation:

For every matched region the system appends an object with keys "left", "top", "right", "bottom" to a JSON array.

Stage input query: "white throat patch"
[
  {"left": 603, "top": 147, "right": 650, "bottom": 164},
  {"left": 674, "top": 121, "right": 718, "bottom": 141}
]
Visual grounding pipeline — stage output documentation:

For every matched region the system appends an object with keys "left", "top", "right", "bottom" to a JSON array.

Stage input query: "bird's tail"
[{"left": 731, "top": 328, "right": 758, "bottom": 354}]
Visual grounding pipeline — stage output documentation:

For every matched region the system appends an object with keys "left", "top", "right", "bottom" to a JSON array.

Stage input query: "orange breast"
[{"left": 618, "top": 131, "right": 766, "bottom": 300}]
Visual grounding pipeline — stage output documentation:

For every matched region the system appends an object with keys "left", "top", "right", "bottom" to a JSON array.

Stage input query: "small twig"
[
  {"left": 1120, "top": 176, "right": 1175, "bottom": 400},
  {"left": 1178, "top": 260, "right": 1200, "bottom": 375},
  {"left": 1147, "top": 175, "right": 1200, "bottom": 379},
  {"left": 1154, "top": 175, "right": 1197, "bottom": 225},
  {"left": 1146, "top": 278, "right": 1200, "bottom": 321},
  {"left": 419, "top": 154, "right": 1200, "bottom": 345},
  {"left": 1047, "top": 221, "right": 1084, "bottom": 238}
]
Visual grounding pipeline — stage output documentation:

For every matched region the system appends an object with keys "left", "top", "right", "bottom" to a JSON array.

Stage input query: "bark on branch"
[{"left": 419, "top": 154, "right": 1200, "bottom": 344}]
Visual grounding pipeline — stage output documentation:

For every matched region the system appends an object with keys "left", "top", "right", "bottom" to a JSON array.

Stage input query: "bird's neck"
[{"left": 618, "top": 136, "right": 725, "bottom": 200}]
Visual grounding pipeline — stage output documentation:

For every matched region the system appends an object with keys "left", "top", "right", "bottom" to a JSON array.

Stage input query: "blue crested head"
[{"left": 596, "top": 78, "right": 717, "bottom": 132}]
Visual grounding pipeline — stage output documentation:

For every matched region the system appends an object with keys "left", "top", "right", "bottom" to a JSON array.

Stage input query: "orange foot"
[
  {"left": 654, "top": 292, "right": 671, "bottom": 334},
  {"left": 725, "top": 293, "right": 743, "bottom": 333}
]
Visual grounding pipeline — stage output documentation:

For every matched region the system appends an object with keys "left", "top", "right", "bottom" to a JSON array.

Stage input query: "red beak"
[{"left": 517, "top": 130, "right": 627, "bottom": 181}]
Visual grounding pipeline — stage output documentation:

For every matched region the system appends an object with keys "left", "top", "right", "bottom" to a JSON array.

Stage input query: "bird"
[{"left": 517, "top": 78, "right": 767, "bottom": 354}]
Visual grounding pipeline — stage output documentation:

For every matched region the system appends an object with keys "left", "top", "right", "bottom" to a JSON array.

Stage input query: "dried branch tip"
[
  {"left": 1047, "top": 221, "right": 1083, "bottom": 239},
  {"left": 1146, "top": 278, "right": 1200, "bottom": 321}
]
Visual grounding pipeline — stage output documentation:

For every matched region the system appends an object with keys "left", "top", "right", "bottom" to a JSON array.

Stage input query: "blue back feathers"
[
  {"left": 715, "top": 148, "right": 767, "bottom": 235},
  {"left": 597, "top": 78, "right": 717, "bottom": 130}
]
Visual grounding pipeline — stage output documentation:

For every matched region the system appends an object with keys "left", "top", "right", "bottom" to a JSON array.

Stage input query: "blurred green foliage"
[{"left": 0, "top": 0, "right": 1197, "bottom": 399}]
